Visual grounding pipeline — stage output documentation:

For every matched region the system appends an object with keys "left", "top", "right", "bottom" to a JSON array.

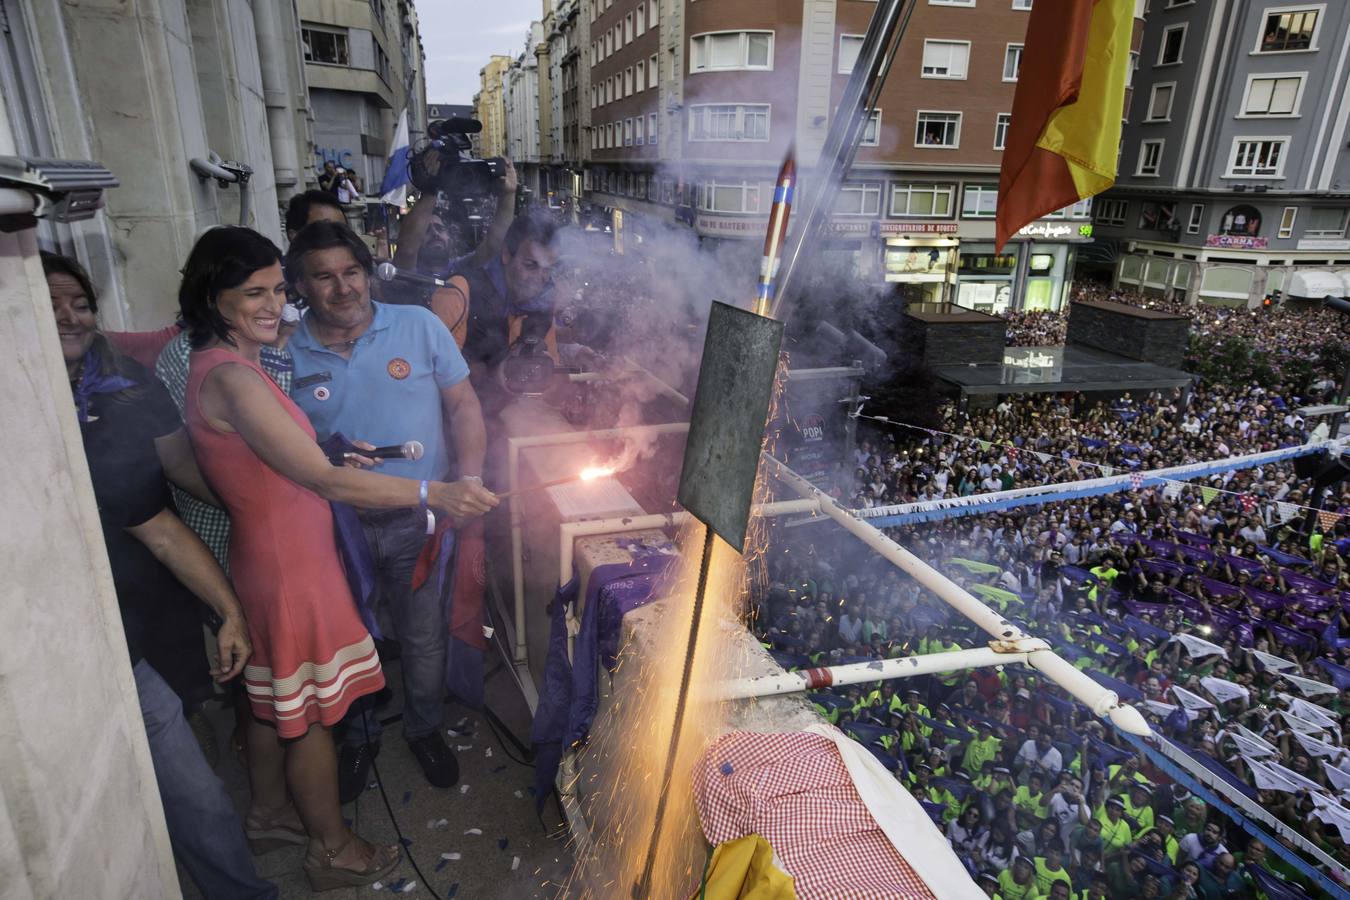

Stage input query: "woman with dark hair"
[
  {"left": 44, "top": 251, "right": 276, "bottom": 899},
  {"left": 179, "top": 226, "right": 491, "bottom": 890}
]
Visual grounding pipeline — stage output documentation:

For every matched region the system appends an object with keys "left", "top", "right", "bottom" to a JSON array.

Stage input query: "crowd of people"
[
  {"left": 48, "top": 159, "right": 570, "bottom": 895},
  {"left": 761, "top": 291, "right": 1350, "bottom": 895}
]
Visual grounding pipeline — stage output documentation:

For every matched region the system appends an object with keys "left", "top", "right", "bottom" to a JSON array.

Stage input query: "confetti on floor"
[
  {"left": 464, "top": 828, "right": 483, "bottom": 835},
  {"left": 440, "top": 852, "right": 462, "bottom": 861},
  {"left": 511, "top": 856, "right": 520, "bottom": 871},
  {"left": 485, "top": 747, "right": 493, "bottom": 758},
  {"left": 426, "top": 818, "right": 449, "bottom": 830}
]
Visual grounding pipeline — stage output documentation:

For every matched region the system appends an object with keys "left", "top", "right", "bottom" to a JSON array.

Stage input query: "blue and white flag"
[{"left": 380, "top": 108, "right": 412, "bottom": 207}]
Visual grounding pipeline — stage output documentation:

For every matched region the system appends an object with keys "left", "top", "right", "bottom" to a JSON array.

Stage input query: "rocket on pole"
[{"left": 754, "top": 149, "right": 796, "bottom": 318}]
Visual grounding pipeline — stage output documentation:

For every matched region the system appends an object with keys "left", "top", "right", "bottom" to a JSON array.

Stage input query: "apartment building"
[
  {"left": 301, "top": 0, "right": 428, "bottom": 192},
  {"left": 1095, "top": 1, "right": 1350, "bottom": 306},
  {"left": 476, "top": 55, "right": 514, "bottom": 159}
]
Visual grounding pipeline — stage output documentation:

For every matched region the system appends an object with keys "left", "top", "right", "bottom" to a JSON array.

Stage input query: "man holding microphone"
[{"left": 284, "top": 220, "right": 496, "bottom": 800}]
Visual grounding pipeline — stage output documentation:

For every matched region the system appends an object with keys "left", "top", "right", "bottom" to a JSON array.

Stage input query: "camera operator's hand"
[
  {"left": 496, "top": 158, "right": 518, "bottom": 197},
  {"left": 429, "top": 479, "right": 500, "bottom": 519}
]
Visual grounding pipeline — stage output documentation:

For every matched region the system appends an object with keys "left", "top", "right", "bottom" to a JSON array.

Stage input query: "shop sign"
[
  {"left": 694, "top": 214, "right": 770, "bottom": 236},
  {"left": 1016, "top": 221, "right": 1092, "bottom": 240},
  {"left": 1296, "top": 238, "right": 1350, "bottom": 251},
  {"left": 878, "top": 221, "right": 959, "bottom": 235},
  {"left": 1205, "top": 234, "right": 1268, "bottom": 250},
  {"left": 825, "top": 219, "right": 873, "bottom": 236}
]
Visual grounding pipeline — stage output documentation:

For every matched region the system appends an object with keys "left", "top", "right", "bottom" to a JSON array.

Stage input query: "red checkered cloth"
[{"left": 693, "top": 731, "right": 938, "bottom": 899}]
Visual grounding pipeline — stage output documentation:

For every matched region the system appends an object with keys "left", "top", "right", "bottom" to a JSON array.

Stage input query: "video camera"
[{"left": 410, "top": 117, "right": 506, "bottom": 198}]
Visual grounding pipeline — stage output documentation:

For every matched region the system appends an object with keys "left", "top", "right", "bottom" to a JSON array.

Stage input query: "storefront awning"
[{"left": 1286, "top": 271, "right": 1347, "bottom": 300}]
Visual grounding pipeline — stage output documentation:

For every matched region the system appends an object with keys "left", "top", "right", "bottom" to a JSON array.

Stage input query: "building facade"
[
  {"left": 476, "top": 55, "right": 513, "bottom": 160},
  {"left": 300, "top": 0, "right": 427, "bottom": 194},
  {"left": 1094, "top": 0, "right": 1350, "bottom": 306},
  {"left": 485, "top": 0, "right": 1153, "bottom": 313},
  {"left": 0, "top": 0, "right": 318, "bottom": 327},
  {"left": 504, "top": 24, "right": 546, "bottom": 196}
]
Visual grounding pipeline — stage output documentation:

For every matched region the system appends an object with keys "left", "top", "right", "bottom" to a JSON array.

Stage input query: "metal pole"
[
  {"left": 771, "top": 0, "right": 916, "bottom": 322},
  {"left": 764, "top": 454, "right": 1150, "bottom": 735},
  {"left": 718, "top": 645, "right": 1042, "bottom": 701}
]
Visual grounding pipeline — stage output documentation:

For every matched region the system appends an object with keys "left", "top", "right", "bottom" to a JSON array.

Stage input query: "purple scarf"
[{"left": 72, "top": 345, "right": 137, "bottom": 423}]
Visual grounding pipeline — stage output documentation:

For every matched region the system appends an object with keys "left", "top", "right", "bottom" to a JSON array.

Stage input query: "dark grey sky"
[{"left": 420, "top": 1, "right": 541, "bottom": 104}]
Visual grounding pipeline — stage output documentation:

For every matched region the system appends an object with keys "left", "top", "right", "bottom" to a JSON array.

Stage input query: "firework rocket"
[{"left": 754, "top": 149, "right": 796, "bottom": 317}]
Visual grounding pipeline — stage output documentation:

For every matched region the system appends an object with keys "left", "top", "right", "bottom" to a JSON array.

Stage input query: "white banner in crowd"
[
  {"left": 1250, "top": 650, "right": 1300, "bottom": 674},
  {"left": 1170, "top": 633, "right": 1228, "bottom": 659},
  {"left": 1235, "top": 724, "right": 1280, "bottom": 755},
  {"left": 1143, "top": 700, "right": 1180, "bottom": 719},
  {"left": 1327, "top": 762, "right": 1350, "bottom": 794},
  {"left": 1200, "top": 677, "right": 1248, "bottom": 705},
  {"left": 1312, "top": 795, "right": 1350, "bottom": 843},
  {"left": 1280, "top": 672, "right": 1340, "bottom": 698},
  {"left": 1223, "top": 731, "right": 1277, "bottom": 758},
  {"left": 1294, "top": 730, "right": 1349, "bottom": 761},
  {"left": 1244, "top": 757, "right": 1323, "bottom": 794},
  {"left": 1171, "top": 685, "right": 1216, "bottom": 716},
  {"left": 1281, "top": 710, "right": 1332, "bottom": 737}
]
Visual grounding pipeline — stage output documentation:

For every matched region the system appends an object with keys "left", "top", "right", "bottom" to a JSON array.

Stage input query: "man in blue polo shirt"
[{"left": 285, "top": 221, "right": 495, "bottom": 800}]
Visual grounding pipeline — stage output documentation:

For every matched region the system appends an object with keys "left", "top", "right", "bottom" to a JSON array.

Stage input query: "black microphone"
[
  {"left": 375, "top": 261, "right": 450, "bottom": 289},
  {"left": 328, "top": 440, "right": 424, "bottom": 464}
]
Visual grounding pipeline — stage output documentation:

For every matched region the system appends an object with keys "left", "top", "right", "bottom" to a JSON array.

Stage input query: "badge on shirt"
[
  {"left": 387, "top": 358, "right": 411, "bottom": 380},
  {"left": 313, "top": 386, "right": 331, "bottom": 401}
]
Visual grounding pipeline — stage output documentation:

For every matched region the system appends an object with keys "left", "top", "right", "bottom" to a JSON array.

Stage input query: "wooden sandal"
[{"left": 303, "top": 836, "right": 401, "bottom": 892}]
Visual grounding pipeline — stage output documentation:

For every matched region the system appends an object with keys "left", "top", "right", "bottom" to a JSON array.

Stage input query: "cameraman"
[{"left": 385, "top": 159, "right": 518, "bottom": 345}]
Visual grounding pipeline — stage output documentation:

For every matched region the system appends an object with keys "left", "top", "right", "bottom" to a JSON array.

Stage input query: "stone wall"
[
  {"left": 1066, "top": 301, "right": 1190, "bottom": 369},
  {"left": 902, "top": 309, "right": 1006, "bottom": 369}
]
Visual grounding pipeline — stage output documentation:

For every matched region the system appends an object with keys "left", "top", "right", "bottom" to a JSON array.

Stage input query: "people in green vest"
[
  {"left": 963, "top": 721, "right": 1003, "bottom": 776},
  {"left": 1032, "top": 846, "right": 1074, "bottom": 897},
  {"left": 1014, "top": 772, "right": 1050, "bottom": 831},
  {"left": 1095, "top": 797, "right": 1134, "bottom": 853},
  {"left": 1119, "top": 782, "right": 1154, "bottom": 834},
  {"left": 998, "top": 856, "right": 1044, "bottom": 900},
  {"left": 1087, "top": 556, "right": 1120, "bottom": 602}
]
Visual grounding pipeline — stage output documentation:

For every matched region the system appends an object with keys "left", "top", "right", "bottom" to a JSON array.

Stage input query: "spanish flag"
[{"left": 995, "top": 0, "right": 1134, "bottom": 251}]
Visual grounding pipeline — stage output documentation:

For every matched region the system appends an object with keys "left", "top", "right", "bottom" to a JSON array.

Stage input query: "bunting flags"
[
  {"left": 1200, "top": 677, "right": 1249, "bottom": 705},
  {"left": 1006, "top": 446, "right": 1020, "bottom": 463},
  {"left": 1238, "top": 493, "right": 1257, "bottom": 513},
  {"left": 1169, "top": 633, "right": 1228, "bottom": 659},
  {"left": 1163, "top": 480, "right": 1184, "bottom": 501},
  {"left": 1275, "top": 501, "right": 1301, "bottom": 523},
  {"left": 1100, "top": 464, "right": 1114, "bottom": 478},
  {"left": 1068, "top": 458, "right": 1081, "bottom": 474},
  {"left": 1129, "top": 471, "right": 1145, "bottom": 491},
  {"left": 1317, "top": 509, "right": 1341, "bottom": 531},
  {"left": 1200, "top": 485, "right": 1220, "bottom": 506}
]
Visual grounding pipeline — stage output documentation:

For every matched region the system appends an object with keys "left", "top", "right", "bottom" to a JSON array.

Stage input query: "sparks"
[{"left": 579, "top": 466, "right": 617, "bottom": 481}]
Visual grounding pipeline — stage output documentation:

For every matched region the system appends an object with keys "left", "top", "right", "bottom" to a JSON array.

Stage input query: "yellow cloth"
[
  {"left": 696, "top": 834, "right": 796, "bottom": 900},
  {"left": 1035, "top": 0, "right": 1134, "bottom": 198}
]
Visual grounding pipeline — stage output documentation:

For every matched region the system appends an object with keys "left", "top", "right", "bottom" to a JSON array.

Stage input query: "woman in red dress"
[{"left": 180, "top": 227, "right": 495, "bottom": 891}]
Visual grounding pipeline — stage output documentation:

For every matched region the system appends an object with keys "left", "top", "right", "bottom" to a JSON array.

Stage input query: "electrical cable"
[{"left": 362, "top": 712, "right": 445, "bottom": 900}]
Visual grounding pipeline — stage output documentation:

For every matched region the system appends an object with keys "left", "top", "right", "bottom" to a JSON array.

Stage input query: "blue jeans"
[
  {"left": 343, "top": 509, "right": 446, "bottom": 747},
  {"left": 134, "top": 660, "right": 277, "bottom": 900}
]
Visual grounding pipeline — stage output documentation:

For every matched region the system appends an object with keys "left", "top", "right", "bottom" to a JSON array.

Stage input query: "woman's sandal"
[
  {"left": 303, "top": 837, "right": 401, "bottom": 892},
  {"left": 244, "top": 809, "right": 308, "bottom": 855}
]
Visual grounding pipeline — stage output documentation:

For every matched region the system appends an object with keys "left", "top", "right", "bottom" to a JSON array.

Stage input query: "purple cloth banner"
[
  {"left": 1290, "top": 593, "right": 1336, "bottom": 613},
  {"left": 1201, "top": 577, "right": 1243, "bottom": 599},
  {"left": 1261, "top": 547, "right": 1313, "bottom": 567},
  {"left": 1224, "top": 554, "right": 1265, "bottom": 573},
  {"left": 1242, "top": 586, "right": 1289, "bottom": 612},
  {"left": 1315, "top": 657, "right": 1350, "bottom": 690},
  {"left": 1267, "top": 621, "right": 1318, "bottom": 651},
  {"left": 1176, "top": 532, "right": 1214, "bottom": 548},
  {"left": 1282, "top": 569, "right": 1335, "bottom": 592}
]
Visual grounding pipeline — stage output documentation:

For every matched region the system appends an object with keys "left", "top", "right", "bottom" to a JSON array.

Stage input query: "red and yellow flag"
[{"left": 995, "top": 0, "right": 1135, "bottom": 251}]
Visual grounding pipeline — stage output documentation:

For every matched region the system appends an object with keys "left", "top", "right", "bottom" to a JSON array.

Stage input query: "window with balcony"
[
  {"left": 915, "top": 111, "right": 961, "bottom": 147},
  {"left": 834, "top": 182, "right": 883, "bottom": 216},
  {"left": 994, "top": 113, "right": 1011, "bottom": 149},
  {"left": 1136, "top": 139, "right": 1164, "bottom": 176},
  {"left": 961, "top": 184, "right": 998, "bottom": 218},
  {"left": 1227, "top": 138, "right": 1287, "bottom": 177},
  {"left": 839, "top": 35, "right": 864, "bottom": 74},
  {"left": 890, "top": 182, "right": 955, "bottom": 217},
  {"left": 700, "top": 180, "right": 761, "bottom": 214},
  {"left": 690, "top": 31, "right": 773, "bottom": 72},
  {"left": 303, "top": 26, "right": 350, "bottom": 66},
  {"left": 1242, "top": 75, "right": 1303, "bottom": 116},
  {"left": 1146, "top": 83, "right": 1175, "bottom": 121},
  {"left": 1003, "top": 44, "right": 1023, "bottom": 81},
  {"left": 921, "top": 40, "right": 970, "bottom": 79},
  {"left": 1259, "top": 9, "right": 1318, "bottom": 52},
  {"left": 688, "top": 104, "right": 771, "bottom": 141},
  {"left": 1304, "top": 207, "right": 1348, "bottom": 237},
  {"left": 1157, "top": 24, "right": 1185, "bottom": 65}
]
